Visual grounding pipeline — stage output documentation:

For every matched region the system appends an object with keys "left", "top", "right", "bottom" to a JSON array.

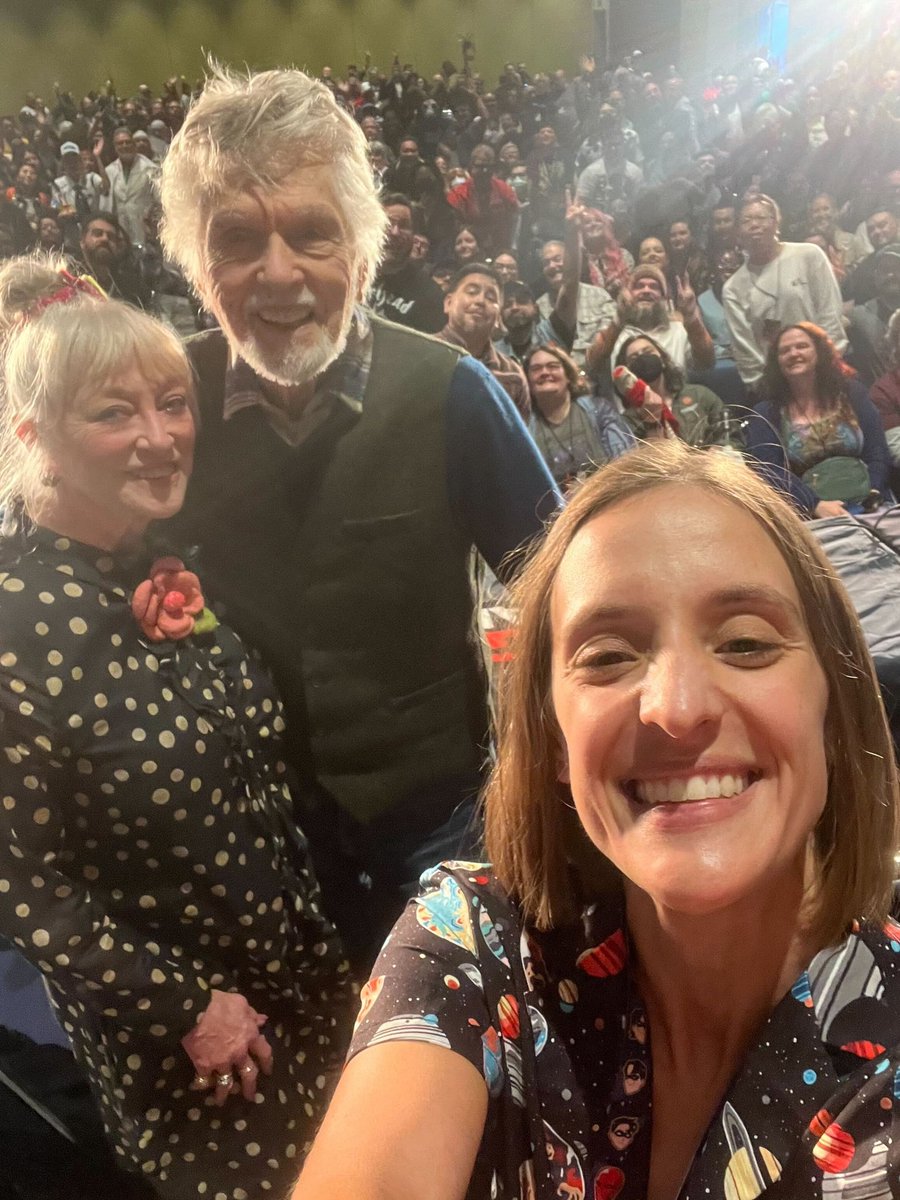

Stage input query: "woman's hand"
[
  {"left": 182, "top": 990, "right": 273, "bottom": 1105},
  {"left": 814, "top": 499, "right": 848, "bottom": 519},
  {"left": 642, "top": 387, "right": 665, "bottom": 421}
]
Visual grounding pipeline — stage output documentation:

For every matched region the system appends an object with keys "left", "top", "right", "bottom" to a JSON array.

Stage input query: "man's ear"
[{"left": 443, "top": 289, "right": 452, "bottom": 316}]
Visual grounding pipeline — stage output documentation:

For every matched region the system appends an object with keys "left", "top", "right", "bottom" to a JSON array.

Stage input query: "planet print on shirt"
[
  {"left": 722, "top": 1101, "right": 782, "bottom": 1200},
  {"left": 353, "top": 974, "right": 385, "bottom": 1033},
  {"left": 479, "top": 905, "right": 511, "bottom": 966},
  {"left": 481, "top": 1025, "right": 505, "bottom": 1096},
  {"left": 458, "top": 962, "right": 483, "bottom": 989},
  {"left": 577, "top": 929, "right": 627, "bottom": 978},
  {"left": 498, "top": 993, "right": 520, "bottom": 1039},
  {"left": 559, "top": 979, "right": 579, "bottom": 1013},
  {"left": 594, "top": 1165, "right": 625, "bottom": 1200},
  {"left": 367, "top": 1013, "right": 452, "bottom": 1049},
  {"left": 415, "top": 874, "right": 476, "bottom": 954},
  {"left": 820, "top": 1138, "right": 890, "bottom": 1199},
  {"left": 529, "top": 1004, "right": 549, "bottom": 1055}
]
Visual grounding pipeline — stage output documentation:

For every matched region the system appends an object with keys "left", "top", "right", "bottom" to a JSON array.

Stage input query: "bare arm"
[
  {"left": 293, "top": 1043, "right": 488, "bottom": 1200},
  {"left": 586, "top": 285, "right": 630, "bottom": 374},
  {"left": 554, "top": 191, "right": 583, "bottom": 334},
  {"left": 674, "top": 273, "right": 715, "bottom": 370},
  {"left": 92, "top": 133, "right": 111, "bottom": 197}
]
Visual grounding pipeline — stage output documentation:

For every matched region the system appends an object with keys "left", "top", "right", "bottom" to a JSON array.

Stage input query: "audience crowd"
[{"left": 4, "top": 30, "right": 898, "bottom": 494}]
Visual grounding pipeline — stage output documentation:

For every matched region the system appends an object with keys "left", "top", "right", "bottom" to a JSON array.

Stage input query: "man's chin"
[{"left": 238, "top": 327, "right": 347, "bottom": 387}]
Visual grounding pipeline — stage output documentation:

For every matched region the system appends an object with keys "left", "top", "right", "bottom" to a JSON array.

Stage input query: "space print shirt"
[{"left": 348, "top": 862, "right": 900, "bottom": 1200}]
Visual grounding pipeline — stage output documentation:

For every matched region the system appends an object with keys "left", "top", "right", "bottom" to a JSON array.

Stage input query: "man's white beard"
[
  {"left": 235, "top": 285, "right": 354, "bottom": 386},
  {"left": 237, "top": 320, "right": 349, "bottom": 386}
]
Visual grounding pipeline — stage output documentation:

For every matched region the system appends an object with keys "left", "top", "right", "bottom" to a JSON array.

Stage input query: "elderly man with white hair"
[{"left": 160, "top": 66, "right": 559, "bottom": 968}]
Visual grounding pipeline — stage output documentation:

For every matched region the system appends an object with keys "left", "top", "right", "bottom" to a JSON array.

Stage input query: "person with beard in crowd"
[
  {"left": 613, "top": 332, "right": 728, "bottom": 447},
  {"left": 587, "top": 263, "right": 715, "bottom": 377},
  {"left": 369, "top": 193, "right": 445, "bottom": 333},
  {"left": 77, "top": 214, "right": 150, "bottom": 309},
  {"left": 723, "top": 195, "right": 847, "bottom": 394},
  {"left": 438, "top": 263, "right": 530, "bottom": 419},
  {"left": 708, "top": 199, "right": 739, "bottom": 258},
  {"left": 446, "top": 144, "right": 519, "bottom": 259},
  {"left": 848, "top": 245, "right": 900, "bottom": 384},
  {"left": 496, "top": 280, "right": 575, "bottom": 365},
  {"left": 159, "top": 66, "right": 559, "bottom": 968}
]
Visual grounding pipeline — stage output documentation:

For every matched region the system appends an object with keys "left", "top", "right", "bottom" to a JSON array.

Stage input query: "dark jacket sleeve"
[
  {"left": 743, "top": 400, "right": 820, "bottom": 516},
  {"left": 848, "top": 379, "right": 892, "bottom": 500},
  {"left": 446, "top": 357, "right": 562, "bottom": 582},
  {"left": 870, "top": 371, "right": 900, "bottom": 434}
]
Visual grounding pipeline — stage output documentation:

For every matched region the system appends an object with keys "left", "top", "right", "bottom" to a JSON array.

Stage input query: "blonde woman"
[{"left": 0, "top": 255, "right": 348, "bottom": 1200}]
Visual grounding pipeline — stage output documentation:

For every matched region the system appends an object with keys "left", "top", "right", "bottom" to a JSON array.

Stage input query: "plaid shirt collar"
[{"left": 222, "top": 305, "right": 372, "bottom": 443}]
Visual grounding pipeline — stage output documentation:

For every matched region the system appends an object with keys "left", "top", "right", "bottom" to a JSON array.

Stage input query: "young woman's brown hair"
[{"left": 485, "top": 440, "right": 899, "bottom": 945}]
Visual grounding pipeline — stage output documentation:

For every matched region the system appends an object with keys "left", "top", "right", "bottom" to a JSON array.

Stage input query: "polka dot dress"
[{"left": 0, "top": 524, "right": 351, "bottom": 1200}]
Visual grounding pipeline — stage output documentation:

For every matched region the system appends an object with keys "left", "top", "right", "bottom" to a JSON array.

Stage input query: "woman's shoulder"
[
  {"left": 0, "top": 534, "right": 124, "bottom": 633},
  {"left": 414, "top": 861, "right": 521, "bottom": 931}
]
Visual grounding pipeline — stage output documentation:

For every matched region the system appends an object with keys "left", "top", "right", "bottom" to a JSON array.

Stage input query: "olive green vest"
[{"left": 181, "top": 316, "right": 487, "bottom": 825}]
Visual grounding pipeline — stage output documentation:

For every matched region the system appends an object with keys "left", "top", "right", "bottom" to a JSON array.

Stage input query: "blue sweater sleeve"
[
  {"left": 446, "top": 356, "right": 562, "bottom": 582},
  {"left": 848, "top": 379, "right": 892, "bottom": 500},
  {"left": 743, "top": 401, "right": 820, "bottom": 516}
]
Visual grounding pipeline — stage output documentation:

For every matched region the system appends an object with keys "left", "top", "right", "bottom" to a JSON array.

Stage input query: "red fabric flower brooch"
[{"left": 132, "top": 556, "right": 217, "bottom": 643}]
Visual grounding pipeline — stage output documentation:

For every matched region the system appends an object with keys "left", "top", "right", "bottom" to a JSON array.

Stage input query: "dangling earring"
[{"left": 40, "top": 471, "right": 60, "bottom": 487}]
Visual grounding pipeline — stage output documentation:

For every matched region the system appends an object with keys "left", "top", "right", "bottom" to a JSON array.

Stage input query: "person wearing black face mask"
[{"left": 615, "top": 333, "right": 729, "bottom": 447}]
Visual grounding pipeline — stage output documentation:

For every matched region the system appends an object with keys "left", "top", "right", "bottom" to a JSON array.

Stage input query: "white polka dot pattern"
[{"left": 0, "top": 527, "right": 351, "bottom": 1198}]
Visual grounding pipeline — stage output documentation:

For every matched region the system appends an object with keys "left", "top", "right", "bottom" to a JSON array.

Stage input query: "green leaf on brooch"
[{"left": 193, "top": 607, "right": 219, "bottom": 636}]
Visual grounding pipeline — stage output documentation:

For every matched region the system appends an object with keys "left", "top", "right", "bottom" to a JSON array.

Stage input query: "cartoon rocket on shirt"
[{"left": 722, "top": 1101, "right": 782, "bottom": 1200}]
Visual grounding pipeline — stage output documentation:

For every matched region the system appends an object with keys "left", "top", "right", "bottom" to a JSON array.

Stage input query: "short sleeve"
[{"left": 348, "top": 864, "right": 511, "bottom": 1089}]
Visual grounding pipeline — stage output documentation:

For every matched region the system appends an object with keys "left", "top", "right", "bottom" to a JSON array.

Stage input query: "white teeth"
[
  {"left": 632, "top": 774, "right": 750, "bottom": 805},
  {"left": 258, "top": 308, "right": 311, "bottom": 325}
]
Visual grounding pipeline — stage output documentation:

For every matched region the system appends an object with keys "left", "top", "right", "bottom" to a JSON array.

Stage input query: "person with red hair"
[{"left": 743, "top": 322, "right": 891, "bottom": 517}]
